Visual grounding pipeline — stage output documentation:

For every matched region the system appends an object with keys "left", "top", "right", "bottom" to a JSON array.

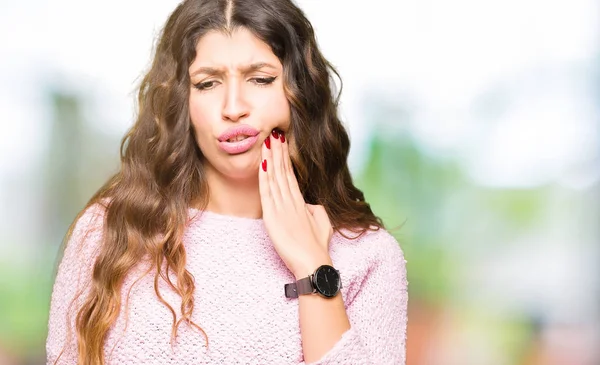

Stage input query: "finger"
[
  {"left": 260, "top": 134, "right": 282, "bottom": 211},
  {"left": 280, "top": 130, "right": 292, "bottom": 173},
  {"left": 259, "top": 136, "right": 272, "bottom": 211},
  {"left": 280, "top": 131, "right": 305, "bottom": 207},
  {"left": 270, "top": 129, "right": 293, "bottom": 208}
]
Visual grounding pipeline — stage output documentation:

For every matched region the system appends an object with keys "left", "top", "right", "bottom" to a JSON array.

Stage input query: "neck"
[{"left": 203, "top": 166, "right": 262, "bottom": 219}]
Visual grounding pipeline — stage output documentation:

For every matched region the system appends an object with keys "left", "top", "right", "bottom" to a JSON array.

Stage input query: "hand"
[{"left": 259, "top": 129, "right": 334, "bottom": 279}]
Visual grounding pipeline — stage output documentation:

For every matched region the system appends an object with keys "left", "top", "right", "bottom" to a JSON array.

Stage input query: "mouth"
[
  {"left": 225, "top": 135, "right": 253, "bottom": 143},
  {"left": 218, "top": 124, "right": 260, "bottom": 143},
  {"left": 217, "top": 133, "right": 260, "bottom": 155}
]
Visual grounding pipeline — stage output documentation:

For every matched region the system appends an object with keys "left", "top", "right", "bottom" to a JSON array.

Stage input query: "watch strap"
[{"left": 284, "top": 276, "right": 314, "bottom": 298}]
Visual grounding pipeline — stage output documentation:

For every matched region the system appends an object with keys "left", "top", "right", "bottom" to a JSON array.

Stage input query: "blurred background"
[{"left": 0, "top": 0, "right": 598, "bottom": 364}]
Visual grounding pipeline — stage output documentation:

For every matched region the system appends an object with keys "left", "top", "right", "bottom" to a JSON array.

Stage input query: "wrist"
[{"left": 293, "top": 254, "right": 333, "bottom": 280}]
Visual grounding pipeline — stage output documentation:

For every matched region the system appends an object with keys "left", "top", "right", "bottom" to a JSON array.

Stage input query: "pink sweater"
[{"left": 47, "top": 204, "right": 408, "bottom": 364}]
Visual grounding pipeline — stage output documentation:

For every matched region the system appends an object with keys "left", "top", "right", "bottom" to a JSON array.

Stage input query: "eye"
[
  {"left": 193, "top": 80, "right": 219, "bottom": 91},
  {"left": 250, "top": 76, "right": 277, "bottom": 86}
]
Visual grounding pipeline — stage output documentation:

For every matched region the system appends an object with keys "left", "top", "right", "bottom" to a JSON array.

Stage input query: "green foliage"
[
  {"left": 355, "top": 133, "right": 464, "bottom": 304},
  {"left": 354, "top": 130, "right": 547, "bottom": 308},
  {"left": 478, "top": 188, "right": 549, "bottom": 230},
  {"left": 0, "top": 258, "right": 53, "bottom": 359}
]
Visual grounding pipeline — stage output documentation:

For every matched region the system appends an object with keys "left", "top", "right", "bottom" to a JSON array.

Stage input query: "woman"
[{"left": 46, "top": 0, "right": 408, "bottom": 364}]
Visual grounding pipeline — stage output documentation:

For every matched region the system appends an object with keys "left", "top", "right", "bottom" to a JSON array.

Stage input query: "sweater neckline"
[{"left": 188, "top": 207, "right": 265, "bottom": 225}]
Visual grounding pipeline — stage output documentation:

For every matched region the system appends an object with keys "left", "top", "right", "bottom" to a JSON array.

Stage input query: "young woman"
[{"left": 46, "top": 0, "right": 408, "bottom": 364}]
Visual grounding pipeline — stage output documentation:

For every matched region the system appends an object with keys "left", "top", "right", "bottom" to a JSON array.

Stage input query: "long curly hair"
[{"left": 59, "top": 0, "right": 383, "bottom": 363}]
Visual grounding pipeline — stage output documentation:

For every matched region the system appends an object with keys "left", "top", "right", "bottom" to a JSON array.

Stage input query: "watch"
[{"left": 284, "top": 265, "right": 342, "bottom": 299}]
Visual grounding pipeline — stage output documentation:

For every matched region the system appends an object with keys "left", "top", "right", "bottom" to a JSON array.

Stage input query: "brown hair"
[{"left": 59, "top": 0, "right": 383, "bottom": 363}]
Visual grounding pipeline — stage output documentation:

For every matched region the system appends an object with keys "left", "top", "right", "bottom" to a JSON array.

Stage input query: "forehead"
[{"left": 190, "top": 28, "right": 281, "bottom": 70}]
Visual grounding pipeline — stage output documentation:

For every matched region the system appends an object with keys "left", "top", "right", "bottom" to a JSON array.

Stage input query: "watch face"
[{"left": 313, "top": 265, "right": 340, "bottom": 298}]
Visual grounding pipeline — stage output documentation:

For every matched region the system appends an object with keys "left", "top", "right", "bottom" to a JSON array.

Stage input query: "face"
[{"left": 188, "top": 27, "right": 291, "bottom": 181}]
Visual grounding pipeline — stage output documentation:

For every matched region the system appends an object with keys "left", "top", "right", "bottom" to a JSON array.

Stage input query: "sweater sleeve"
[
  {"left": 46, "top": 204, "right": 105, "bottom": 365},
  {"left": 301, "top": 230, "right": 408, "bottom": 365}
]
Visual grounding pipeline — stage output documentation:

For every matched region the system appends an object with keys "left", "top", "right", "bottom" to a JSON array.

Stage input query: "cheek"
[
  {"left": 260, "top": 91, "right": 291, "bottom": 129},
  {"left": 189, "top": 97, "right": 216, "bottom": 151},
  {"left": 189, "top": 96, "right": 208, "bottom": 129}
]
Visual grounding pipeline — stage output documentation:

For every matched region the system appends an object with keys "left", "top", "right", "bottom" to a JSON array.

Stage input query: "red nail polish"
[
  {"left": 261, "top": 159, "right": 267, "bottom": 171},
  {"left": 280, "top": 132, "right": 285, "bottom": 143},
  {"left": 271, "top": 130, "right": 279, "bottom": 139},
  {"left": 264, "top": 137, "right": 271, "bottom": 149}
]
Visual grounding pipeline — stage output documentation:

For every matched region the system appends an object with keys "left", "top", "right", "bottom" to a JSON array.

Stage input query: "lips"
[
  {"left": 226, "top": 135, "right": 252, "bottom": 142},
  {"left": 218, "top": 125, "right": 259, "bottom": 142},
  {"left": 217, "top": 125, "right": 260, "bottom": 154}
]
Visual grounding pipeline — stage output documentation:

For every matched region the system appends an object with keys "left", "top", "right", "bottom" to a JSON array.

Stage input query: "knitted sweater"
[{"left": 46, "top": 204, "right": 408, "bottom": 364}]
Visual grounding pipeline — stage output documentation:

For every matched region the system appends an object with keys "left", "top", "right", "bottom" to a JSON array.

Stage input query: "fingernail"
[
  {"left": 271, "top": 129, "right": 279, "bottom": 139},
  {"left": 261, "top": 159, "right": 267, "bottom": 172},
  {"left": 280, "top": 132, "right": 285, "bottom": 143},
  {"left": 264, "top": 137, "right": 271, "bottom": 149}
]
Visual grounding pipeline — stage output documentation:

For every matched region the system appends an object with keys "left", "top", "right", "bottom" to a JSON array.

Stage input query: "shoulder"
[
  {"left": 72, "top": 202, "right": 107, "bottom": 235},
  {"left": 60, "top": 202, "right": 108, "bottom": 265},
  {"left": 329, "top": 227, "right": 407, "bottom": 303},
  {"left": 52, "top": 202, "right": 108, "bottom": 302},
  {"left": 47, "top": 202, "right": 108, "bottom": 362},
  {"left": 331, "top": 226, "right": 405, "bottom": 266}
]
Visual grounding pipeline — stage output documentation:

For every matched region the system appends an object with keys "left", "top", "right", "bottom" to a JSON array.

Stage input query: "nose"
[{"left": 221, "top": 82, "right": 250, "bottom": 122}]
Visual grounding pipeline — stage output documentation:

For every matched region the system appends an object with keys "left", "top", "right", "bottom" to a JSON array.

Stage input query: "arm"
[
  {"left": 46, "top": 204, "right": 105, "bottom": 365},
  {"left": 299, "top": 231, "right": 408, "bottom": 365},
  {"left": 296, "top": 256, "right": 351, "bottom": 363},
  {"left": 257, "top": 133, "right": 407, "bottom": 364}
]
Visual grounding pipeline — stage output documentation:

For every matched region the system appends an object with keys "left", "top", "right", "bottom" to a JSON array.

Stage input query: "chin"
[
  {"left": 222, "top": 166, "right": 260, "bottom": 181},
  {"left": 219, "top": 155, "right": 261, "bottom": 181}
]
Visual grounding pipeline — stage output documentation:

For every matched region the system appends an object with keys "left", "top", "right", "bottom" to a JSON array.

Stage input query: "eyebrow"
[{"left": 190, "top": 62, "right": 279, "bottom": 77}]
